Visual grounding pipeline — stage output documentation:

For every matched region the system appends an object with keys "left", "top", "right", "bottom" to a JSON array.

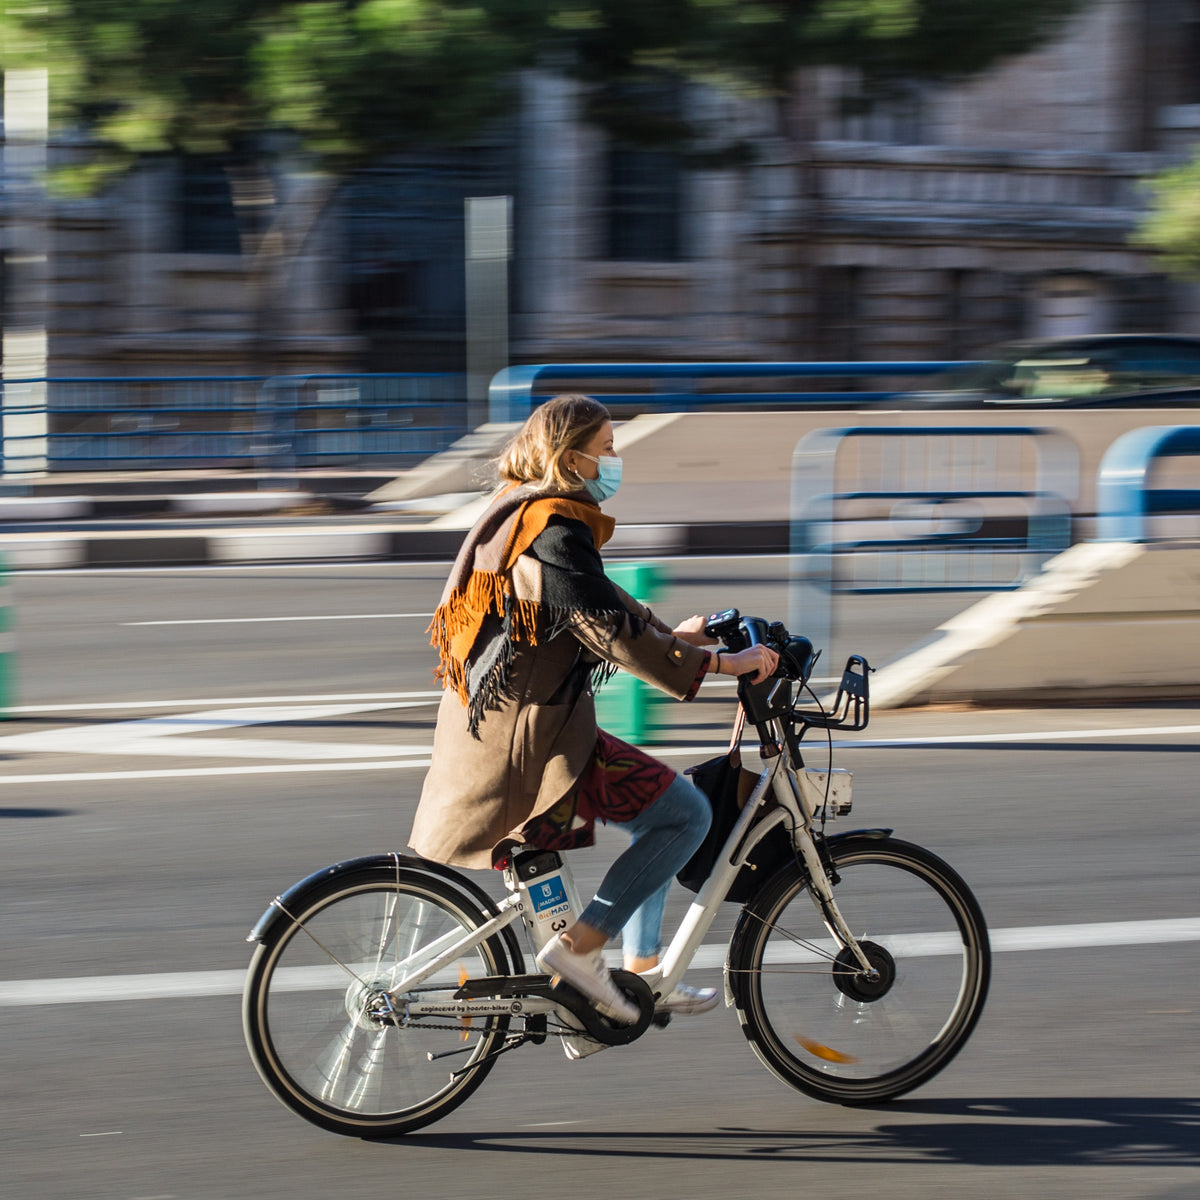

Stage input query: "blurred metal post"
[
  {"left": 464, "top": 196, "right": 511, "bottom": 432},
  {"left": 1096, "top": 424, "right": 1200, "bottom": 541},
  {"left": 2, "top": 66, "right": 50, "bottom": 477},
  {"left": 0, "top": 553, "right": 12, "bottom": 715},
  {"left": 594, "top": 561, "right": 667, "bottom": 742}
]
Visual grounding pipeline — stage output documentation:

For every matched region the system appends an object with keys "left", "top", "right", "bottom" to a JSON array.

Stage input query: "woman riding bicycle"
[{"left": 409, "top": 394, "right": 778, "bottom": 1025}]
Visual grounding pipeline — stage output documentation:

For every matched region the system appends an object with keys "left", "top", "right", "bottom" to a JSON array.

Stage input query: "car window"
[{"left": 944, "top": 340, "right": 1200, "bottom": 403}]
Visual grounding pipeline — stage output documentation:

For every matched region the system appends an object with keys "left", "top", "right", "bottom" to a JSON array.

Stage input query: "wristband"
[{"left": 715, "top": 651, "right": 723, "bottom": 675}]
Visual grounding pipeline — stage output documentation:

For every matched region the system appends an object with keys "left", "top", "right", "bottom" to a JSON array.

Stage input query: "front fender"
[
  {"left": 245, "top": 852, "right": 526, "bottom": 972},
  {"left": 825, "top": 827, "right": 894, "bottom": 847}
]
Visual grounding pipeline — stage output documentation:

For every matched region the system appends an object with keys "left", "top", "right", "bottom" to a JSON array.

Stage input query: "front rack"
[{"left": 792, "top": 655, "right": 871, "bottom": 731}]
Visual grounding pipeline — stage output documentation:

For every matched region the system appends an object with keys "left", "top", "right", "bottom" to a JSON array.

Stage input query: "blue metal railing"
[
  {"left": 789, "top": 425, "right": 1079, "bottom": 655},
  {"left": 1096, "top": 425, "right": 1200, "bottom": 541},
  {"left": 2, "top": 361, "right": 986, "bottom": 473},
  {"left": 488, "top": 361, "right": 981, "bottom": 423},
  {"left": 0, "top": 374, "right": 467, "bottom": 471}
]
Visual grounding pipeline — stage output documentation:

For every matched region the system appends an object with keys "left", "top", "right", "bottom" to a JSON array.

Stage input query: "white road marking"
[
  {"left": 0, "top": 701, "right": 428, "bottom": 761},
  {"left": 4, "top": 917, "right": 1197, "bottom": 1007},
  {"left": 837, "top": 724, "right": 1200, "bottom": 747},
  {"left": 124, "top": 613, "right": 432, "bottom": 626},
  {"left": 0, "top": 759, "right": 432, "bottom": 784},
  {"left": 0, "top": 697, "right": 1194, "bottom": 785},
  {"left": 651, "top": 723, "right": 1200, "bottom": 756},
  {"left": 6, "top": 690, "right": 442, "bottom": 714}
]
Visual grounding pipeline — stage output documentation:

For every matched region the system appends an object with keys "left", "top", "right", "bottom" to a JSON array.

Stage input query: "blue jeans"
[{"left": 577, "top": 773, "right": 711, "bottom": 959}]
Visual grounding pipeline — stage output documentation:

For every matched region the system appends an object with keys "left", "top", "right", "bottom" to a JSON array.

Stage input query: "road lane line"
[
  {"left": 124, "top": 613, "right": 433, "bottom": 626},
  {"left": 0, "top": 759, "right": 434, "bottom": 784},
  {"left": 0, "top": 701, "right": 431, "bottom": 761},
  {"left": 6, "top": 690, "right": 443, "bottom": 714},
  {"left": 4, "top": 917, "right": 1197, "bottom": 1006},
  {"left": 832, "top": 724, "right": 1200, "bottom": 747},
  {"left": 1, "top": 719, "right": 1198, "bottom": 784}
]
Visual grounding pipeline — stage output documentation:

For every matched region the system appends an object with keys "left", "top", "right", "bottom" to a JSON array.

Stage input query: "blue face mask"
[{"left": 578, "top": 453, "right": 622, "bottom": 502}]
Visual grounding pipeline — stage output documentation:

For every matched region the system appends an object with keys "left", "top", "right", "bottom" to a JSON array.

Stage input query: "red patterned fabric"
[
  {"left": 497, "top": 652, "right": 712, "bottom": 864},
  {"left": 517, "top": 729, "right": 678, "bottom": 855}
]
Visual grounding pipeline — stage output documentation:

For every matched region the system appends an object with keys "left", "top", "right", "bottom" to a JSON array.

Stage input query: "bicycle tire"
[
  {"left": 728, "top": 835, "right": 990, "bottom": 1105},
  {"left": 243, "top": 864, "right": 513, "bottom": 1137}
]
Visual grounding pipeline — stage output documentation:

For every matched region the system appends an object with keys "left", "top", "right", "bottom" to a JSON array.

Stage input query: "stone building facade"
[
  {"left": 514, "top": 0, "right": 1200, "bottom": 365},
  {"left": 3, "top": 0, "right": 1200, "bottom": 379}
]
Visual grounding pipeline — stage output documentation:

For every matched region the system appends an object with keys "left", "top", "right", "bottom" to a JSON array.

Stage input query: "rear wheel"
[
  {"left": 729, "top": 836, "right": 990, "bottom": 1105},
  {"left": 243, "top": 866, "right": 512, "bottom": 1137}
]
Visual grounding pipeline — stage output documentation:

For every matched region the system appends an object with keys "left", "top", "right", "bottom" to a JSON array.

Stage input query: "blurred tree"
[
  {"left": 2, "top": 0, "right": 546, "bottom": 369},
  {"left": 1134, "top": 154, "right": 1200, "bottom": 279},
  {"left": 549, "top": 0, "right": 1090, "bottom": 144},
  {"left": 3, "top": 0, "right": 1093, "bottom": 364},
  {"left": 542, "top": 0, "right": 1092, "bottom": 350}
]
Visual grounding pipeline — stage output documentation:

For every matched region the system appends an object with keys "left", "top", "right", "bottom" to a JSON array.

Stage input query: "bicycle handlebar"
[
  {"left": 704, "top": 608, "right": 817, "bottom": 685},
  {"left": 703, "top": 608, "right": 871, "bottom": 733}
]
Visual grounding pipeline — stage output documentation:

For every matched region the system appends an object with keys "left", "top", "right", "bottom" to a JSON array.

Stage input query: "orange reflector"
[
  {"left": 794, "top": 1034, "right": 858, "bottom": 1064},
  {"left": 458, "top": 965, "right": 473, "bottom": 1042}
]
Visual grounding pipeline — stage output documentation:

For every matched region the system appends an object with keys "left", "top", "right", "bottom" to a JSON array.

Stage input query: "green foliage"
[
  {"left": 12, "top": 0, "right": 1092, "bottom": 182},
  {"left": 540, "top": 0, "right": 1088, "bottom": 144},
  {"left": 17, "top": 0, "right": 543, "bottom": 171},
  {"left": 1134, "top": 155, "right": 1200, "bottom": 280}
]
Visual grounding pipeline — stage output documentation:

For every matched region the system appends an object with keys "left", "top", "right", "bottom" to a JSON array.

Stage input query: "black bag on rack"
[{"left": 676, "top": 706, "right": 793, "bottom": 903}]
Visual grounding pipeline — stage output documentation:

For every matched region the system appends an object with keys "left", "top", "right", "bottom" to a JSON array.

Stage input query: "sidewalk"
[{"left": 0, "top": 468, "right": 785, "bottom": 569}]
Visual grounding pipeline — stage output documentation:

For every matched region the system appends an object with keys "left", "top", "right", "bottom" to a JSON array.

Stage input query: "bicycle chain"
[{"left": 386, "top": 1016, "right": 587, "bottom": 1041}]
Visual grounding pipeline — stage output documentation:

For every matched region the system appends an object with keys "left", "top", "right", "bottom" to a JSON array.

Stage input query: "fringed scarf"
[{"left": 429, "top": 484, "right": 626, "bottom": 735}]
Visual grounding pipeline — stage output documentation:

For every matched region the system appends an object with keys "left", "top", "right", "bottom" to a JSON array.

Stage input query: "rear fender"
[{"left": 246, "top": 852, "right": 526, "bottom": 973}]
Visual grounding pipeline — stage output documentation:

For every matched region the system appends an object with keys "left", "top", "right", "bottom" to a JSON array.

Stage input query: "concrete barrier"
[
  {"left": 869, "top": 540, "right": 1200, "bottom": 707},
  {"left": 600, "top": 408, "right": 1196, "bottom": 533}
]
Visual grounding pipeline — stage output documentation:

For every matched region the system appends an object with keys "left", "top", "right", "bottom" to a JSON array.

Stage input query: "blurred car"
[{"left": 896, "top": 334, "right": 1200, "bottom": 408}]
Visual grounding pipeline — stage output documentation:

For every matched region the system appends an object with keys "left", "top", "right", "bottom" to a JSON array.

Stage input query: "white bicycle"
[{"left": 242, "top": 609, "right": 991, "bottom": 1138}]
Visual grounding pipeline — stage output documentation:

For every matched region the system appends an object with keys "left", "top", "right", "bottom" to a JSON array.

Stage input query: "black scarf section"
[{"left": 462, "top": 515, "right": 641, "bottom": 737}]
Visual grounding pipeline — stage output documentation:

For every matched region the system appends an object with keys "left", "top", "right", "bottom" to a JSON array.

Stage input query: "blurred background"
[
  {"left": 2, "top": 6, "right": 1199, "bottom": 1199},
  {"left": 3, "top": 0, "right": 1200, "bottom": 475}
]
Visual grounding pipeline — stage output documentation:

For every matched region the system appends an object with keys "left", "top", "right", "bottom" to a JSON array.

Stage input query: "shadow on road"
[{"left": 398, "top": 1096, "right": 1200, "bottom": 1168}]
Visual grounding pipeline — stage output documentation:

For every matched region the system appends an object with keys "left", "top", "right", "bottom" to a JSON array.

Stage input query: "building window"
[
  {"left": 606, "top": 147, "right": 683, "bottom": 261},
  {"left": 832, "top": 75, "right": 926, "bottom": 145},
  {"left": 1184, "top": 2, "right": 1200, "bottom": 104},
  {"left": 177, "top": 157, "right": 241, "bottom": 254},
  {"left": 603, "top": 80, "right": 686, "bottom": 262}
]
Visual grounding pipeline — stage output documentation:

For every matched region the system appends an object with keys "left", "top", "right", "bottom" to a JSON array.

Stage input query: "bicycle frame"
[{"left": 389, "top": 713, "right": 874, "bottom": 1030}]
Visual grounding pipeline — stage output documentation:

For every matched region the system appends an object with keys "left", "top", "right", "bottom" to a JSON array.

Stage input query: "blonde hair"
[{"left": 497, "top": 394, "right": 611, "bottom": 492}]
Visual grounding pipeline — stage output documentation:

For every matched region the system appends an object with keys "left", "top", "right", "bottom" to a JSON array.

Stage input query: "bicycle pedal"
[{"left": 651, "top": 1011, "right": 672, "bottom": 1029}]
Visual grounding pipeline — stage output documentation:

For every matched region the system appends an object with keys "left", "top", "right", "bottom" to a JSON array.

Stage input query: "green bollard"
[
  {"left": 0, "top": 554, "right": 11, "bottom": 717},
  {"left": 595, "top": 560, "right": 666, "bottom": 743}
]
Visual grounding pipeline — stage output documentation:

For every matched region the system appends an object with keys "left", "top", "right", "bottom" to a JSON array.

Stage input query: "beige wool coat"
[{"left": 409, "top": 560, "right": 708, "bottom": 870}]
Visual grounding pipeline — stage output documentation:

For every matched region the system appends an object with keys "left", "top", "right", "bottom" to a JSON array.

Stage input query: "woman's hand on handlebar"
[
  {"left": 719, "top": 645, "right": 779, "bottom": 684},
  {"left": 672, "top": 614, "right": 718, "bottom": 647}
]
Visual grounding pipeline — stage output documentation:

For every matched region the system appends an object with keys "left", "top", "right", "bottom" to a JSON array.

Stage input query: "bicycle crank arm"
[{"left": 450, "top": 969, "right": 656, "bottom": 1045}]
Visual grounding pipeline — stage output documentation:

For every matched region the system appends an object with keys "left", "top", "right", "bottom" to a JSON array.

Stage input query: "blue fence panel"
[
  {"left": 789, "top": 425, "right": 1079, "bottom": 657},
  {"left": 0, "top": 374, "right": 467, "bottom": 471},
  {"left": 1095, "top": 425, "right": 1200, "bottom": 541}
]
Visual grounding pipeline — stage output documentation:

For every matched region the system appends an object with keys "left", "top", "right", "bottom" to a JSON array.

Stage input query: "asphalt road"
[{"left": 1, "top": 560, "right": 1197, "bottom": 1200}]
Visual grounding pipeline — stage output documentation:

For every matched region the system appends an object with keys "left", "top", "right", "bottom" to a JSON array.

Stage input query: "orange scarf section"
[{"left": 430, "top": 494, "right": 615, "bottom": 703}]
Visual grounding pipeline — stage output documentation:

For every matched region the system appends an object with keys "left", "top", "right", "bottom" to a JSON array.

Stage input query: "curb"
[
  {"left": 0, "top": 492, "right": 329, "bottom": 521},
  {"left": 0, "top": 520, "right": 791, "bottom": 569}
]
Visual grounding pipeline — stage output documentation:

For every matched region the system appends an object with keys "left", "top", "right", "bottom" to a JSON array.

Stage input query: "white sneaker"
[
  {"left": 536, "top": 934, "right": 640, "bottom": 1025},
  {"left": 655, "top": 982, "right": 720, "bottom": 1015}
]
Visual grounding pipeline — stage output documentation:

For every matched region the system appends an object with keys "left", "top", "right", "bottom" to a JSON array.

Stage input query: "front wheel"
[
  {"left": 243, "top": 865, "right": 513, "bottom": 1138},
  {"left": 728, "top": 836, "right": 990, "bottom": 1105}
]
